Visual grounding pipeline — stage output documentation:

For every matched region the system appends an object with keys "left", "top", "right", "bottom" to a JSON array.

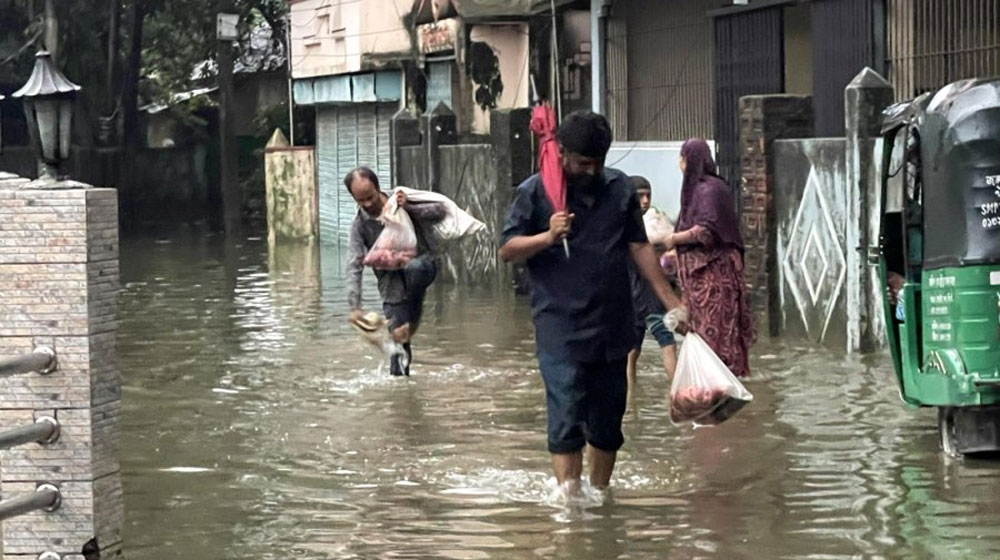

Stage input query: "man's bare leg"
[
  {"left": 587, "top": 445, "right": 617, "bottom": 489},
  {"left": 660, "top": 345, "right": 677, "bottom": 378},
  {"left": 552, "top": 451, "right": 583, "bottom": 495},
  {"left": 626, "top": 348, "right": 641, "bottom": 390}
]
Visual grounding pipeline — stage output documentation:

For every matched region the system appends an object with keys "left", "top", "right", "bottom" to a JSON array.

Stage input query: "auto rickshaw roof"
[
  {"left": 880, "top": 92, "right": 932, "bottom": 134},
  {"left": 916, "top": 77, "right": 1000, "bottom": 269}
]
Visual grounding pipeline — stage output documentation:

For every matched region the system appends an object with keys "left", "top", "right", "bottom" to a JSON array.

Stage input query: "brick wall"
[
  {"left": 0, "top": 186, "right": 123, "bottom": 559},
  {"left": 739, "top": 95, "right": 814, "bottom": 337}
]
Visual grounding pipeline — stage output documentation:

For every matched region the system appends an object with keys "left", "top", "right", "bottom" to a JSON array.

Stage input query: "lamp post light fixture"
[{"left": 12, "top": 50, "right": 81, "bottom": 182}]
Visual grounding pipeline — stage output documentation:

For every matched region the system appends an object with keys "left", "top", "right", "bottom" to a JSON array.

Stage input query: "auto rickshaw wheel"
[{"left": 938, "top": 407, "right": 961, "bottom": 458}]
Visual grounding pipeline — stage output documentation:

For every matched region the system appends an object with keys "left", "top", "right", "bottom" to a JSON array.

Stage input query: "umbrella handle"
[{"left": 562, "top": 238, "right": 570, "bottom": 258}]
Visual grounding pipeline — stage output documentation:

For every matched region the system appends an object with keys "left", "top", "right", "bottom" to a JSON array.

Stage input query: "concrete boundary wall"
[{"left": 774, "top": 139, "right": 849, "bottom": 348}]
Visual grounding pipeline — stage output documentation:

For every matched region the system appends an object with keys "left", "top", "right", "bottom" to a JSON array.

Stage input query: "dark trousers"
[{"left": 383, "top": 255, "right": 437, "bottom": 376}]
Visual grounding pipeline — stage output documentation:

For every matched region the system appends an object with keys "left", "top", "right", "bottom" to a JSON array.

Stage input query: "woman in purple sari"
[{"left": 666, "top": 139, "right": 755, "bottom": 378}]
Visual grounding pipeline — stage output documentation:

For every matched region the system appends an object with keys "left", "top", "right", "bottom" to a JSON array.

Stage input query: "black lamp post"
[{"left": 12, "top": 51, "right": 81, "bottom": 181}]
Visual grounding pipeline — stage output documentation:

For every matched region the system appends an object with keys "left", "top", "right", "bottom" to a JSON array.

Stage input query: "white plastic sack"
[
  {"left": 669, "top": 333, "right": 753, "bottom": 426},
  {"left": 363, "top": 195, "right": 417, "bottom": 270},
  {"left": 394, "top": 186, "right": 486, "bottom": 242},
  {"left": 643, "top": 207, "right": 674, "bottom": 247}
]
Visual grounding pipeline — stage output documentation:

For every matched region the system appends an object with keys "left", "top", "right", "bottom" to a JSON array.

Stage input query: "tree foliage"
[
  {"left": 142, "top": 0, "right": 288, "bottom": 106},
  {"left": 0, "top": 0, "right": 288, "bottom": 140}
]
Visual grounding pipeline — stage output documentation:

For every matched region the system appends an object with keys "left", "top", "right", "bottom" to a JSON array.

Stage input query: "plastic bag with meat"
[
  {"left": 643, "top": 207, "right": 674, "bottom": 247},
  {"left": 669, "top": 333, "right": 753, "bottom": 426},
  {"left": 363, "top": 195, "right": 418, "bottom": 270}
]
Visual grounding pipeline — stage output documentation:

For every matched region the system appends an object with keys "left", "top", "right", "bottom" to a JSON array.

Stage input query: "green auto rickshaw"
[{"left": 875, "top": 77, "right": 1000, "bottom": 457}]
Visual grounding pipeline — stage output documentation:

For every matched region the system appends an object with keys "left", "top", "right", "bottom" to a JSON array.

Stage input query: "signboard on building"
[
  {"left": 217, "top": 13, "right": 239, "bottom": 41},
  {"left": 418, "top": 18, "right": 459, "bottom": 54}
]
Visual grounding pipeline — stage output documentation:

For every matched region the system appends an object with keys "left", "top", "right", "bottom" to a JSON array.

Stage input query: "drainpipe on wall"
[{"left": 590, "top": 0, "right": 611, "bottom": 114}]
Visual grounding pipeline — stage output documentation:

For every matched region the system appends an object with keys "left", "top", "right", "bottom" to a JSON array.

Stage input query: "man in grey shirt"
[{"left": 345, "top": 167, "right": 446, "bottom": 376}]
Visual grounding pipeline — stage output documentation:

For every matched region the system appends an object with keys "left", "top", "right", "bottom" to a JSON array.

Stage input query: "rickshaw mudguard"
[
  {"left": 909, "top": 348, "right": 970, "bottom": 406},
  {"left": 912, "top": 348, "right": 1000, "bottom": 407}
]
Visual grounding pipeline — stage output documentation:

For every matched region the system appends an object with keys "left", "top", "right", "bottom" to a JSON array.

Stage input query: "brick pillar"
[
  {"left": 0, "top": 181, "right": 123, "bottom": 559},
  {"left": 739, "top": 95, "right": 814, "bottom": 337}
]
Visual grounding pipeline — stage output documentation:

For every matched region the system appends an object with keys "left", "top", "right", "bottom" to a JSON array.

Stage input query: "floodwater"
[{"left": 118, "top": 231, "right": 1000, "bottom": 560}]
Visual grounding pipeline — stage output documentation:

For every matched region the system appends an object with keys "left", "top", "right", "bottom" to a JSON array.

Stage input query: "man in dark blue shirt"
[{"left": 499, "top": 110, "right": 683, "bottom": 496}]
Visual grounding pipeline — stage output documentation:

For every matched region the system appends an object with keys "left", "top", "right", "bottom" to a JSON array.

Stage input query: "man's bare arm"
[{"left": 630, "top": 242, "right": 682, "bottom": 311}]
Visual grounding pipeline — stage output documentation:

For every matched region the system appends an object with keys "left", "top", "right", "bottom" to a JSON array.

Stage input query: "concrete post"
[
  {"left": 264, "top": 128, "right": 318, "bottom": 244},
  {"left": 739, "top": 95, "right": 814, "bottom": 337},
  {"left": 0, "top": 177, "right": 123, "bottom": 559},
  {"left": 590, "top": 0, "right": 611, "bottom": 114},
  {"left": 390, "top": 108, "right": 422, "bottom": 188},
  {"left": 423, "top": 102, "right": 457, "bottom": 192},
  {"left": 845, "top": 67, "right": 894, "bottom": 353},
  {"left": 490, "top": 108, "right": 532, "bottom": 290},
  {"left": 489, "top": 108, "right": 532, "bottom": 191}
]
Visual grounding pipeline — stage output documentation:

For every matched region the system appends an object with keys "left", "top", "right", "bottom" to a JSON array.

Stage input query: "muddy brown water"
[{"left": 118, "top": 232, "right": 1000, "bottom": 559}]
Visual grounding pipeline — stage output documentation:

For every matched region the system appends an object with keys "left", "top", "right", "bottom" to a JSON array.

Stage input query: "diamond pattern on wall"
[{"left": 782, "top": 167, "right": 847, "bottom": 341}]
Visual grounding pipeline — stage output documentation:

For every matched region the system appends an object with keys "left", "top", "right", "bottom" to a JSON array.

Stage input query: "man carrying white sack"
[{"left": 345, "top": 166, "right": 485, "bottom": 376}]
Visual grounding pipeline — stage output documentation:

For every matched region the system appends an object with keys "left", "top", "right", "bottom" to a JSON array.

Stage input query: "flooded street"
[{"left": 118, "top": 231, "right": 1000, "bottom": 559}]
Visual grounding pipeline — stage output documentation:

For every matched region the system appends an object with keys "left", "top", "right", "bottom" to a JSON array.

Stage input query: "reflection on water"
[{"left": 119, "top": 231, "right": 1000, "bottom": 559}]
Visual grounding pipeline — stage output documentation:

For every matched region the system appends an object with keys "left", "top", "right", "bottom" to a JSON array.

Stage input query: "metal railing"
[
  {"left": 887, "top": 0, "right": 1000, "bottom": 101},
  {"left": 0, "top": 416, "right": 60, "bottom": 450},
  {"left": 0, "top": 484, "right": 61, "bottom": 521},
  {"left": 0, "top": 347, "right": 64, "bottom": 530},
  {"left": 0, "top": 346, "right": 57, "bottom": 377}
]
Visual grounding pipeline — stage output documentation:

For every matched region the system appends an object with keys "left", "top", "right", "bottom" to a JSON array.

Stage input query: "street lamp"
[{"left": 12, "top": 51, "right": 81, "bottom": 181}]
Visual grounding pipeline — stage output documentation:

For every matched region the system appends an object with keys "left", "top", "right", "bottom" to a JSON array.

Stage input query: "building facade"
[
  {"left": 592, "top": 0, "right": 999, "bottom": 192},
  {"left": 288, "top": 0, "right": 410, "bottom": 245},
  {"left": 287, "top": 0, "right": 588, "bottom": 246}
]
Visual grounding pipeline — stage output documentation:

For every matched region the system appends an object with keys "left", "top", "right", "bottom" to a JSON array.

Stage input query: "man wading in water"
[
  {"left": 345, "top": 167, "right": 445, "bottom": 376},
  {"left": 499, "top": 111, "right": 684, "bottom": 496}
]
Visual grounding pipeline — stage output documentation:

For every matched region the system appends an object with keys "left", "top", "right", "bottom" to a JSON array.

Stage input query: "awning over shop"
[{"left": 293, "top": 71, "right": 401, "bottom": 106}]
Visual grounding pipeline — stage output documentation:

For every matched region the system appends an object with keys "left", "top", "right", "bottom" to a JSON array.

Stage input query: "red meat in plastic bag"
[
  {"left": 669, "top": 334, "right": 753, "bottom": 426},
  {"left": 363, "top": 198, "right": 418, "bottom": 270}
]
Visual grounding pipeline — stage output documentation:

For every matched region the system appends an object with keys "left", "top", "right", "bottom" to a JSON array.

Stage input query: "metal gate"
[
  {"left": 606, "top": 0, "right": 715, "bottom": 142},
  {"left": 887, "top": 0, "right": 1000, "bottom": 102},
  {"left": 812, "top": 0, "right": 883, "bottom": 136},
  {"left": 316, "top": 103, "right": 395, "bottom": 246},
  {"left": 713, "top": 7, "right": 785, "bottom": 189}
]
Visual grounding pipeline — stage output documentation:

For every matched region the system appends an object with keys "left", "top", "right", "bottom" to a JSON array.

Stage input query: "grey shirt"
[{"left": 346, "top": 198, "right": 446, "bottom": 309}]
